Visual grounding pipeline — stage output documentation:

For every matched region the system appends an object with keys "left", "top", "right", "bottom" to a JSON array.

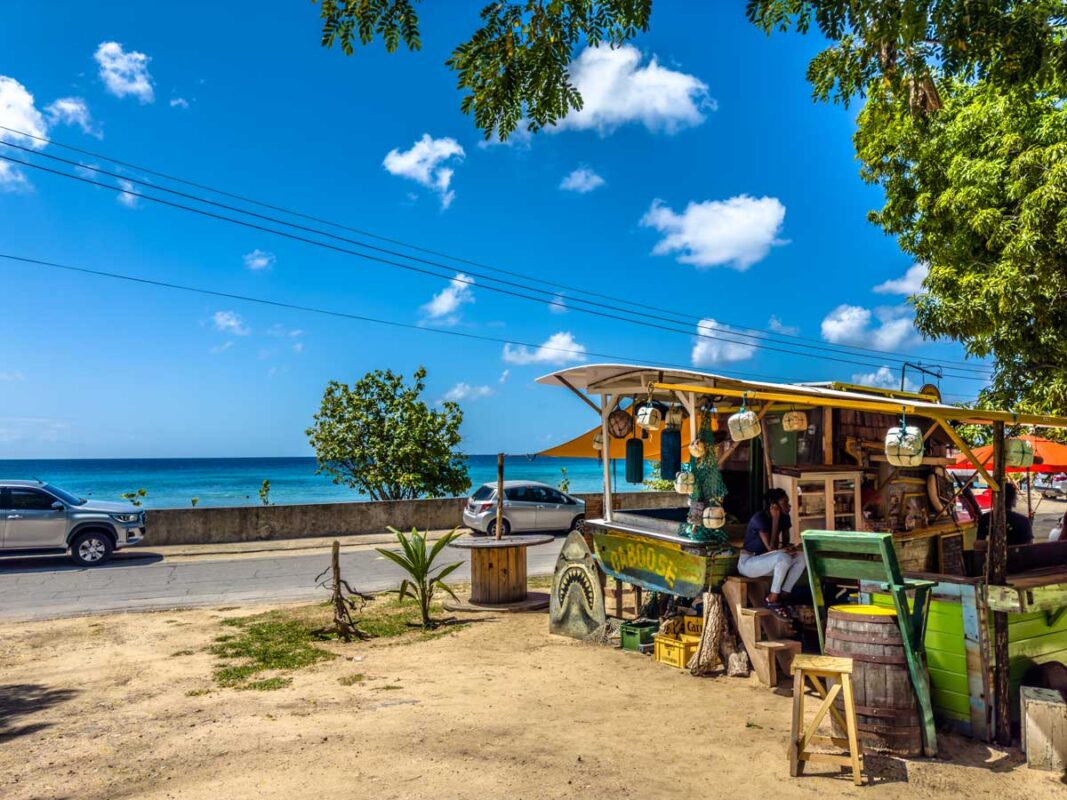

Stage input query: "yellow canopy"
[{"left": 539, "top": 406, "right": 711, "bottom": 459}]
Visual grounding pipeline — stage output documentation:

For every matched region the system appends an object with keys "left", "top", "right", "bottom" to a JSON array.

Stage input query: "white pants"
[{"left": 738, "top": 550, "right": 807, "bottom": 595}]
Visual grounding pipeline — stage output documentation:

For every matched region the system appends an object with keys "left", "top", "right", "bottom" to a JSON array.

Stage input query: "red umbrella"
[{"left": 952, "top": 435, "right": 1067, "bottom": 473}]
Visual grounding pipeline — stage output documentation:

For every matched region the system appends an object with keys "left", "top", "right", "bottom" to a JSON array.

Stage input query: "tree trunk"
[{"left": 988, "top": 422, "right": 1012, "bottom": 746}]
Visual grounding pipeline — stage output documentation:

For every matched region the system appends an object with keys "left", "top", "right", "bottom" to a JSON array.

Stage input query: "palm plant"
[{"left": 376, "top": 528, "right": 463, "bottom": 628}]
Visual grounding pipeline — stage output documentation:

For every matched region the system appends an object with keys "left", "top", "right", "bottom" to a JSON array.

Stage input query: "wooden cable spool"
[{"left": 824, "top": 605, "right": 923, "bottom": 756}]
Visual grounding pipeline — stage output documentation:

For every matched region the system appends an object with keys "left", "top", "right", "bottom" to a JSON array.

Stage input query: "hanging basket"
[
  {"left": 608, "top": 408, "right": 634, "bottom": 439},
  {"left": 782, "top": 410, "right": 807, "bottom": 433},
  {"left": 1005, "top": 438, "right": 1035, "bottom": 468},
  {"left": 702, "top": 505, "right": 727, "bottom": 529},
  {"left": 636, "top": 404, "right": 664, "bottom": 431},
  {"left": 885, "top": 425, "right": 924, "bottom": 467},
  {"left": 592, "top": 430, "right": 604, "bottom": 452},
  {"left": 675, "top": 471, "right": 696, "bottom": 495},
  {"left": 727, "top": 409, "right": 761, "bottom": 442},
  {"left": 688, "top": 439, "right": 706, "bottom": 459},
  {"left": 664, "top": 406, "right": 684, "bottom": 428}
]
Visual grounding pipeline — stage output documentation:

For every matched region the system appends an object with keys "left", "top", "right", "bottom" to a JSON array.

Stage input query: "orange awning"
[
  {"left": 951, "top": 435, "right": 1067, "bottom": 474},
  {"left": 539, "top": 408, "right": 700, "bottom": 460}
]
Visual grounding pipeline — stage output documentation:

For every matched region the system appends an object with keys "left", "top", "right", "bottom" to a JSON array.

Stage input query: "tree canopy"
[
  {"left": 306, "top": 366, "right": 471, "bottom": 501},
  {"left": 314, "top": 0, "right": 651, "bottom": 140}
]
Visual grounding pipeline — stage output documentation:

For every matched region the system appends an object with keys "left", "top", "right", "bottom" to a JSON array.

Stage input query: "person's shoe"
[{"left": 764, "top": 598, "right": 790, "bottom": 620}]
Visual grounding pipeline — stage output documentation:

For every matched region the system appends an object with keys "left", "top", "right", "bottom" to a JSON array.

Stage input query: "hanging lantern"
[
  {"left": 885, "top": 425, "right": 924, "bottom": 467},
  {"left": 727, "top": 409, "right": 761, "bottom": 442},
  {"left": 592, "top": 430, "right": 603, "bottom": 452},
  {"left": 782, "top": 410, "right": 807, "bottom": 433},
  {"left": 636, "top": 404, "right": 664, "bottom": 431},
  {"left": 608, "top": 408, "right": 634, "bottom": 439},
  {"left": 675, "top": 470, "right": 695, "bottom": 495},
  {"left": 1005, "top": 438, "right": 1035, "bottom": 468},
  {"left": 664, "top": 405, "right": 684, "bottom": 428},
  {"left": 688, "top": 439, "right": 706, "bottom": 459},
  {"left": 702, "top": 505, "right": 727, "bottom": 529}
]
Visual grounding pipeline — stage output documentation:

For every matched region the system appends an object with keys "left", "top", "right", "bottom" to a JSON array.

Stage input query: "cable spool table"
[{"left": 444, "top": 534, "right": 555, "bottom": 612}]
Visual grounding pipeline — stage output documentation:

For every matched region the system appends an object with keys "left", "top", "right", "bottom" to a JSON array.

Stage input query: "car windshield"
[
  {"left": 471, "top": 485, "right": 494, "bottom": 501},
  {"left": 44, "top": 484, "right": 87, "bottom": 506}
]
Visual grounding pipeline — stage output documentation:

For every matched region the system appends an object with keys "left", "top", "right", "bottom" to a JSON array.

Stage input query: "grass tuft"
[
  {"left": 186, "top": 688, "right": 212, "bottom": 697},
  {"left": 171, "top": 649, "right": 196, "bottom": 657},
  {"left": 338, "top": 673, "right": 366, "bottom": 686}
]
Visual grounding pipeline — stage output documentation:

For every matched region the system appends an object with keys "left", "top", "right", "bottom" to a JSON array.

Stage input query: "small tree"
[
  {"left": 376, "top": 528, "right": 462, "bottom": 629},
  {"left": 259, "top": 480, "right": 272, "bottom": 506},
  {"left": 306, "top": 366, "right": 471, "bottom": 501},
  {"left": 121, "top": 488, "right": 147, "bottom": 507},
  {"left": 558, "top": 467, "right": 570, "bottom": 494},
  {"left": 191, "top": 497, "right": 199, "bottom": 508}
]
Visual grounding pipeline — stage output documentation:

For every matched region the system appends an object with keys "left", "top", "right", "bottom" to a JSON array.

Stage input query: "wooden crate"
[{"left": 1022, "top": 687, "right": 1067, "bottom": 771}]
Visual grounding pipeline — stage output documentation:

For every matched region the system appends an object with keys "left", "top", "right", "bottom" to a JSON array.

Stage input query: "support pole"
[
  {"left": 988, "top": 422, "right": 1011, "bottom": 746},
  {"left": 601, "top": 394, "right": 613, "bottom": 523},
  {"left": 496, "top": 452, "right": 504, "bottom": 541}
]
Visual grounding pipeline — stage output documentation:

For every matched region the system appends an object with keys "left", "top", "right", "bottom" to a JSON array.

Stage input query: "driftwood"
[
  {"left": 688, "top": 592, "right": 726, "bottom": 676},
  {"left": 314, "top": 541, "right": 372, "bottom": 642}
]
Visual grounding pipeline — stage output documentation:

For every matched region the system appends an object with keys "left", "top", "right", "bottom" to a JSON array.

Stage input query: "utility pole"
[{"left": 987, "top": 422, "right": 1011, "bottom": 745}]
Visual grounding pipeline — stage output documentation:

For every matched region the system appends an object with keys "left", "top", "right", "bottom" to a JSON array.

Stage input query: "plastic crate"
[
  {"left": 620, "top": 621, "right": 659, "bottom": 651},
  {"left": 653, "top": 633, "right": 701, "bottom": 669}
]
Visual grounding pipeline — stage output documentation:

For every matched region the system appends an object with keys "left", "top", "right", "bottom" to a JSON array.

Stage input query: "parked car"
[
  {"left": 0, "top": 480, "right": 146, "bottom": 566},
  {"left": 1034, "top": 475, "right": 1067, "bottom": 500},
  {"left": 462, "top": 480, "right": 584, "bottom": 536}
]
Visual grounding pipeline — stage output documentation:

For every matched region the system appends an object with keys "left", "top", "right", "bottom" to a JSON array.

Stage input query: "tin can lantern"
[
  {"left": 885, "top": 425, "right": 924, "bottom": 467},
  {"left": 782, "top": 410, "right": 807, "bottom": 433},
  {"left": 727, "top": 409, "right": 762, "bottom": 442},
  {"left": 688, "top": 439, "right": 706, "bottom": 459},
  {"left": 592, "top": 430, "right": 603, "bottom": 451},
  {"left": 608, "top": 408, "right": 634, "bottom": 439},
  {"left": 675, "top": 471, "right": 695, "bottom": 495},
  {"left": 1005, "top": 438, "right": 1035, "bottom": 468},
  {"left": 636, "top": 403, "right": 664, "bottom": 431},
  {"left": 664, "top": 406, "right": 684, "bottom": 428},
  {"left": 702, "top": 505, "right": 726, "bottom": 529}
]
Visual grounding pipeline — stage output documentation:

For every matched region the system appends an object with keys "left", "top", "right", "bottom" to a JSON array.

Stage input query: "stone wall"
[{"left": 145, "top": 491, "right": 680, "bottom": 546}]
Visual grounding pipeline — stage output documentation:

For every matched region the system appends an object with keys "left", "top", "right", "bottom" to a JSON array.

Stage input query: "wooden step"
[
  {"left": 741, "top": 607, "right": 773, "bottom": 617},
  {"left": 756, "top": 639, "right": 802, "bottom": 651},
  {"left": 725, "top": 575, "right": 766, "bottom": 584}
]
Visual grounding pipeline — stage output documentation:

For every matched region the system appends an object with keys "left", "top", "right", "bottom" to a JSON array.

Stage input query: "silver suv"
[
  {"left": 462, "top": 480, "right": 584, "bottom": 536},
  {"left": 0, "top": 480, "right": 146, "bottom": 566}
]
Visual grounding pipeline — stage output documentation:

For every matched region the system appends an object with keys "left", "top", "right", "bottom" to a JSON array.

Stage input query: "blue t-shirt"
[{"left": 744, "top": 509, "right": 792, "bottom": 554}]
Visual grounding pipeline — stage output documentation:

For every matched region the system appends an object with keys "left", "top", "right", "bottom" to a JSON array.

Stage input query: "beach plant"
[
  {"left": 558, "top": 467, "right": 570, "bottom": 494},
  {"left": 375, "top": 527, "right": 462, "bottom": 629},
  {"left": 306, "top": 366, "right": 470, "bottom": 501},
  {"left": 191, "top": 497, "right": 199, "bottom": 507},
  {"left": 259, "top": 480, "right": 271, "bottom": 506},
  {"left": 121, "top": 488, "right": 147, "bottom": 507}
]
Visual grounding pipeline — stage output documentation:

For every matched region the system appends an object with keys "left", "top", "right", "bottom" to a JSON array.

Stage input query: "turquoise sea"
[{"left": 0, "top": 455, "right": 644, "bottom": 509}]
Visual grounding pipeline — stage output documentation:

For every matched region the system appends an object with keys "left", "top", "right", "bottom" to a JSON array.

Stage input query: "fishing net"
[{"left": 676, "top": 412, "right": 730, "bottom": 547}]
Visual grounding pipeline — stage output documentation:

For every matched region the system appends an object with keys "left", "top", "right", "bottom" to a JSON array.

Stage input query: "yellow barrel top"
[{"left": 829, "top": 604, "right": 897, "bottom": 617}]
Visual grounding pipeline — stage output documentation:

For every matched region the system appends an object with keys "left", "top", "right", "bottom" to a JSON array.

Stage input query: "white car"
[
  {"left": 462, "top": 480, "right": 584, "bottom": 536},
  {"left": 1035, "top": 475, "right": 1067, "bottom": 500}
]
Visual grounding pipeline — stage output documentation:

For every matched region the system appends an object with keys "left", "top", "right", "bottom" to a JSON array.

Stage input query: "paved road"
[{"left": 0, "top": 539, "right": 565, "bottom": 621}]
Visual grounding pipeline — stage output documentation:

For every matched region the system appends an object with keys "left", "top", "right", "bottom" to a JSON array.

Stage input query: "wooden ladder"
[{"left": 723, "top": 576, "right": 801, "bottom": 687}]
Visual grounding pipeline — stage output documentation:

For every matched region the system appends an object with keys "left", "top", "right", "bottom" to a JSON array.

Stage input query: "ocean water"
[{"left": 0, "top": 455, "right": 644, "bottom": 509}]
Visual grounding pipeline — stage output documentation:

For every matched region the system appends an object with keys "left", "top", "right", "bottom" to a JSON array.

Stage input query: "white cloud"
[
  {"left": 503, "top": 332, "right": 587, "bottom": 365},
  {"left": 0, "top": 76, "right": 47, "bottom": 190},
  {"left": 243, "top": 249, "right": 275, "bottom": 271},
  {"left": 640, "top": 195, "right": 786, "bottom": 270},
  {"left": 821, "top": 305, "right": 918, "bottom": 350},
  {"left": 292, "top": 342, "right": 304, "bottom": 354},
  {"left": 116, "top": 178, "right": 139, "bottom": 208},
  {"left": 499, "top": 369, "right": 510, "bottom": 384},
  {"left": 212, "top": 310, "right": 250, "bottom": 336},
  {"left": 768, "top": 315, "right": 799, "bottom": 336},
  {"left": 383, "top": 134, "right": 465, "bottom": 209},
  {"left": 94, "top": 42, "right": 154, "bottom": 103},
  {"left": 548, "top": 293, "right": 567, "bottom": 314},
  {"left": 0, "top": 371, "right": 26, "bottom": 381},
  {"left": 442, "top": 383, "right": 493, "bottom": 403},
  {"left": 852, "top": 366, "right": 918, "bottom": 392},
  {"left": 560, "top": 167, "right": 605, "bottom": 193},
  {"left": 169, "top": 97, "right": 189, "bottom": 109},
  {"left": 874, "top": 263, "right": 929, "bottom": 295},
  {"left": 210, "top": 341, "right": 234, "bottom": 354},
  {"left": 45, "top": 97, "right": 98, "bottom": 136},
  {"left": 691, "top": 318, "right": 757, "bottom": 366},
  {"left": 421, "top": 273, "right": 474, "bottom": 324},
  {"left": 554, "top": 45, "right": 712, "bottom": 135},
  {"left": 267, "top": 324, "right": 303, "bottom": 338}
]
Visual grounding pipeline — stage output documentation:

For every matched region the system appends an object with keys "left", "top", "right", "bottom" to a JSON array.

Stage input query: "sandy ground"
[{"left": 1, "top": 603, "right": 1064, "bottom": 800}]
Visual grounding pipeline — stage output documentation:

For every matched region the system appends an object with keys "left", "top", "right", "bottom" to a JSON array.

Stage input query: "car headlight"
[{"left": 111, "top": 513, "right": 139, "bottom": 523}]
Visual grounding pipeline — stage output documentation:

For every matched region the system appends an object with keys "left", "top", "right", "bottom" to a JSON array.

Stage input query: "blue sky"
[{"left": 0, "top": 2, "right": 990, "bottom": 459}]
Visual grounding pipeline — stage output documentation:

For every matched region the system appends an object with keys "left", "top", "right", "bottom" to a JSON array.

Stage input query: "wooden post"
[
  {"left": 601, "top": 394, "right": 613, "bottom": 523},
  {"left": 822, "top": 407, "right": 834, "bottom": 465},
  {"left": 988, "top": 422, "right": 1011, "bottom": 746},
  {"left": 1026, "top": 468, "right": 1033, "bottom": 519},
  {"left": 496, "top": 452, "right": 504, "bottom": 540}
]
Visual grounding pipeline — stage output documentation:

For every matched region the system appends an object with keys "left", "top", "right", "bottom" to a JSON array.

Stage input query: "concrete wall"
[{"left": 145, "top": 491, "right": 680, "bottom": 546}]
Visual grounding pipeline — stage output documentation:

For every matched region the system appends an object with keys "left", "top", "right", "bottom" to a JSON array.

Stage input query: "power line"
[
  {"left": 0, "top": 149, "right": 993, "bottom": 383},
  {"left": 0, "top": 125, "right": 995, "bottom": 375}
]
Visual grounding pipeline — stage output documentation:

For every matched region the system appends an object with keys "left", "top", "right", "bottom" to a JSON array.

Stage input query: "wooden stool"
[{"left": 788, "top": 654, "right": 863, "bottom": 786}]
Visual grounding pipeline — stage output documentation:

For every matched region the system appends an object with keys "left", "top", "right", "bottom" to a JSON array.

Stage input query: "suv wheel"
[
  {"left": 487, "top": 519, "right": 510, "bottom": 537},
  {"left": 70, "top": 531, "right": 113, "bottom": 566}
]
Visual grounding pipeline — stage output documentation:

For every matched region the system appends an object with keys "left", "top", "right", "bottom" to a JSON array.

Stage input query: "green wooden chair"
[{"left": 800, "top": 530, "right": 938, "bottom": 757}]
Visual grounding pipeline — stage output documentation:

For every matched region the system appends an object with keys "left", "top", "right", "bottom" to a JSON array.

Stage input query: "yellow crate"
[
  {"left": 683, "top": 615, "right": 704, "bottom": 637},
  {"left": 653, "top": 633, "right": 700, "bottom": 669}
]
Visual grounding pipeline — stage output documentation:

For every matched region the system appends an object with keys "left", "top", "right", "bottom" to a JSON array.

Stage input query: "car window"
[
  {"left": 527, "top": 487, "right": 554, "bottom": 503},
  {"left": 10, "top": 488, "right": 59, "bottom": 511},
  {"left": 506, "top": 487, "right": 531, "bottom": 502},
  {"left": 544, "top": 489, "right": 568, "bottom": 504},
  {"left": 471, "top": 485, "right": 494, "bottom": 501}
]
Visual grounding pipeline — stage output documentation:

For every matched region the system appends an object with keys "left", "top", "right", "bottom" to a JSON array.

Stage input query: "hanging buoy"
[
  {"left": 592, "top": 430, "right": 603, "bottom": 452},
  {"left": 688, "top": 439, "right": 706, "bottom": 459},
  {"left": 885, "top": 425, "right": 924, "bottom": 467},
  {"left": 659, "top": 427, "right": 682, "bottom": 480},
  {"left": 1005, "top": 438, "right": 1034, "bottom": 468},
  {"left": 675, "top": 471, "right": 695, "bottom": 495},
  {"left": 782, "top": 410, "right": 807, "bottom": 433},
  {"left": 625, "top": 437, "right": 644, "bottom": 484},
  {"left": 727, "top": 409, "right": 761, "bottom": 442},
  {"left": 608, "top": 408, "right": 634, "bottom": 439},
  {"left": 702, "top": 505, "right": 726, "bottom": 529},
  {"left": 636, "top": 404, "right": 664, "bottom": 431},
  {"left": 664, "top": 405, "right": 684, "bottom": 428}
]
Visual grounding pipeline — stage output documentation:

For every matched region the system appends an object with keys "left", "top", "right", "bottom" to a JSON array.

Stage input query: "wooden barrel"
[
  {"left": 469, "top": 545, "right": 527, "bottom": 604},
  {"left": 825, "top": 605, "right": 922, "bottom": 756}
]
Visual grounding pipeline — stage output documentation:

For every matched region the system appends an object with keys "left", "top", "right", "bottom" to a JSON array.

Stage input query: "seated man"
[
  {"left": 739, "top": 488, "right": 807, "bottom": 617},
  {"left": 976, "top": 482, "right": 1034, "bottom": 546}
]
